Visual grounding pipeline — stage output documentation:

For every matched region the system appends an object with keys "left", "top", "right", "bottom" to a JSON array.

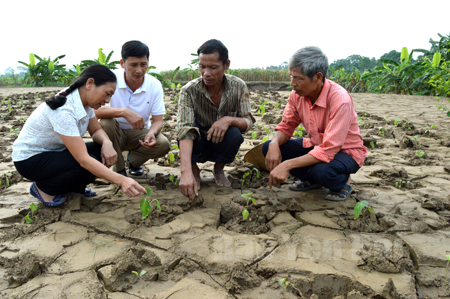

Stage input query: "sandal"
[
  {"left": 325, "top": 184, "right": 353, "bottom": 201},
  {"left": 30, "top": 182, "right": 67, "bottom": 207},
  {"left": 84, "top": 188, "right": 96, "bottom": 197},
  {"left": 289, "top": 180, "right": 322, "bottom": 191}
]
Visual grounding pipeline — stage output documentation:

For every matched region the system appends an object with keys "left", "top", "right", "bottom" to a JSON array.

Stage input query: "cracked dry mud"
[{"left": 1, "top": 87, "right": 450, "bottom": 298}]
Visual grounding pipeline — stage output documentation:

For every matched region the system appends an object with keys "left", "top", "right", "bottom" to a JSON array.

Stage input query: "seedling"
[
  {"left": 275, "top": 102, "right": 280, "bottom": 108},
  {"left": 140, "top": 187, "right": 161, "bottom": 219},
  {"left": 293, "top": 126, "right": 304, "bottom": 137},
  {"left": 425, "top": 125, "right": 436, "bottom": 133},
  {"left": 279, "top": 278, "right": 303, "bottom": 297},
  {"left": 394, "top": 118, "right": 399, "bottom": 126},
  {"left": 413, "top": 136, "right": 418, "bottom": 140},
  {"left": 132, "top": 270, "right": 147, "bottom": 278},
  {"left": 241, "top": 192, "right": 255, "bottom": 220},
  {"left": 5, "top": 173, "right": 12, "bottom": 186},
  {"left": 394, "top": 180, "right": 410, "bottom": 189},
  {"left": 171, "top": 144, "right": 179, "bottom": 150},
  {"left": 378, "top": 127, "right": 385, "bottom": 137},
  {"left": 241, "top": 167, "right": 260, "bottom": 186},
  {"left": 169, "top": 174, "right": 179, "bottom": 187},
  {"left": 354, "top": 201, "right": 374, "bottom": 219},
  {"left": 369, "top": 141, "right": 375, "bottom": 149},
  {"left": 417, "top": 151, "right": 425, "bottom": 157},
  {"left": 169, "top": 153, "right": 175, "bottom": 162},
  {"left": 251, "top": 131, "right": 257, "bottom": 139},
  {"left": 24, "top": 203, "right": 38, "bottom": 224}
]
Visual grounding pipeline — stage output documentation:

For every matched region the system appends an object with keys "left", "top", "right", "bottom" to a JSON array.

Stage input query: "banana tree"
[
  {"left": 81, "top": 48, "right": 120, "bottom": 70},
  {"left": 18, "top": 54, "right": 66, "bottom": 86}
]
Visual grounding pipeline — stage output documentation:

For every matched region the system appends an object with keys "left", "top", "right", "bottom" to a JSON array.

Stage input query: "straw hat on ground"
[{"left": 243, "top": 143, "right": 267, "bottom": 171}]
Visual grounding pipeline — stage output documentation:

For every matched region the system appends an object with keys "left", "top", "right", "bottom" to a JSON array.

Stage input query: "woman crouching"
[{"left": 12, "top": 64, "right": 146, "bottom": 207}]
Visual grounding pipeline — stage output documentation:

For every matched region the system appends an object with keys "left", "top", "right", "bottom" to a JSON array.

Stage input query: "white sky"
[{"left": 1, "top": 0, "right": 449, "bottom": 74}]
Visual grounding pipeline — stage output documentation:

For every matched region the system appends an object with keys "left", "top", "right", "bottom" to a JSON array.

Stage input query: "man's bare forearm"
[
  {"left": 270, "top": 130, "right": 289, "bottom": 147},
  {"left": 95, "top": 106, "right": 127, "bottom": 119},
  {"left": 224, "top": 116, "right": 248, "bottom": 131},
  {"left": 179, "top": 139, "right": 194, "bottom": 174}
]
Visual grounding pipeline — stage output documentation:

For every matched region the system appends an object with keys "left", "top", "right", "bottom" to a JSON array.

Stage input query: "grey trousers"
[{"left": 100, "top": 119, "right": 170, "bottom": 171}]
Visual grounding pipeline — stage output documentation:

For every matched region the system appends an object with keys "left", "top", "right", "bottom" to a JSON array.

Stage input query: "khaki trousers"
[{"left": 100, "top": 119, "right": 170, "bottom": 171}]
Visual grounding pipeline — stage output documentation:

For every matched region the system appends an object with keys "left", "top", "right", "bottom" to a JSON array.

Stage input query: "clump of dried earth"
[{"left": 1, "top": 86, "right": 450, "bottom": 298}]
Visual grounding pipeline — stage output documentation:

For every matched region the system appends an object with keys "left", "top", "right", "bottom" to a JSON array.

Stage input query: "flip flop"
[
  {"left": 84, "top": 188, "right": 96, "bottom": 197},
  {"left": 30, "top": 182, "right": 67, "bottom": 207},
  {"left": 325, "top": 184, "right": 353, "bottom": 201},
  {"left": 289, "top": 180, "right": 322, "bottom": 191}
]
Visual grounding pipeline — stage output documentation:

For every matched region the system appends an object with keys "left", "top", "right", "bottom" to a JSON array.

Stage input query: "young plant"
[
  {"left": 354, "top": 201, "right": 374, "bottom": 219},
  {"left": 425, "top": 125, "right": 436, "bottom": 133},
  {"left": 370, "top": 141, "right": 375, "bottom": 149},
  {"left": 378, "top": 127, "right": 386, "bottom": 137},
  {"left": 5, "top": 173, "right": 12, "bottom": 186},
  {"left": 417, "top": 150, "right": 425, "bottom": 157},
  {"left": 169, "top": 174, "right": 179, "bottom": 187},
  {"left": 293, "top": 126, "right": 304, "bottom": 137},
  {"left": 394, "top": 118, "right": 399, "bottom": 126},
  {"left": 394, "top": 180, "right": 410, "bottom": 189},
  {"left": 279, "top": 278, "right": 303, "bottom": 297},
  {"left": 24, "top": 203, "right": 38, "bottom": 224},
  {"left": 140, "top": 187, "right": 161, "bottom": 219},
  {"left": 241, "top": 167, "right": 260, "bottom": 187},
  {"left": 132, "top": 270, "right": 147, "bottom": 278},
  {"left": 241, "top": 192, "right": 255, "bottom": 220},
  {"left": 251, "top": 131, "right": 257, "bottom": 139}
]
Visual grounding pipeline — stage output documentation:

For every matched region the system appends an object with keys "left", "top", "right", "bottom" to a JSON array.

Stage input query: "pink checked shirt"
[{"left": 276, "top": 79, "right": 367, "bottom": 167}]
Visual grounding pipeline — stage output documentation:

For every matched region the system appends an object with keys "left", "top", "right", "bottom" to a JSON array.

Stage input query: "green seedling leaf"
[
  {"left": 171, "top": 144, "right": 179, "bottom": 150},
  {"left": 140, "top": 199, "right": 151, "bottom": 218},
  {"left": 446, "top": 255, "right": 450, "bottom": 260},
  {"left": 241, "top": 192, "right": 253, "bottom": 199},
  {"left": 154, "top": 199, "right": 161, "bottom": 212},
  {"left": 417, "top": 151, "right": 425, "bottom": 157},
  {"left": 370, "top": 141, "right": 375, "bottom": 149},
  {"left": 251, "top": 131, "right": 257, "bottom": 139},
  {"left": 252, "top": 168, "right": 260, "bottom": 178},
  {"left": 24, "top": 214, "right": 32, "bottom": 224},
  {"left": 140, "top": 270, "right": 147, "bottom": 276},
  {"left": 249, "top": 197, "right": 256, "bottom": 204},
  {"left": 132, "top": 271, "right": 139, "bottom": 276},
  {"left": 262, "top": 137, "right": 268, "bottom": 143},
  {"left": 169, "top": 153, "right": 175, "bottom": 162},
  {"left": 30, "top": 202, "right": 38, "bottom": 213},
  {"left": 169, "top": 174, "right": 175, "bottom": 182},
  {"left": 242, "top": 209, "right": 249, "bottom": 220},
  {"left": 279, "top": 278, "right": 286, "bottom": 286},
  {"left": 354, "top": 201, "right": 370, "bottom": 219},
  {"left": 145, "top": 187, "right": 152, "bottom": 197}
]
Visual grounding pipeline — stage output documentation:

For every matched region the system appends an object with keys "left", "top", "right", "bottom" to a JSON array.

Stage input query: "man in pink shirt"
[{"left": 263, "top": 46, "right": 368, "bottom": 200}]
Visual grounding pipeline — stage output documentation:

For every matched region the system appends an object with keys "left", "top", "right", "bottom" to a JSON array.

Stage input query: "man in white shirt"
[{"left": 95, "top": 40, "right": 170, "bottom": 176}]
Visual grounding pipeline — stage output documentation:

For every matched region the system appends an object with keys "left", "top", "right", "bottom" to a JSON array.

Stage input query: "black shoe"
[
  {"left": 117, "top": 169, "right": 128, "bottom": 177},
  {"left": 126, "top": 155, "right": 144, "bottom": 176}
]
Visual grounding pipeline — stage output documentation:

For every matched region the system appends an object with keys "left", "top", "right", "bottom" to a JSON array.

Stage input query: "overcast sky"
[{"left": 2, "top": 0, "right": 449, "bottom": 74}]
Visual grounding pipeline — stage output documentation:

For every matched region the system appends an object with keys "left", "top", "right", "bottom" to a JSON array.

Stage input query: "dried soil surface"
[{"left": 1, "top": 87, "right": 450, "bottom": 299}]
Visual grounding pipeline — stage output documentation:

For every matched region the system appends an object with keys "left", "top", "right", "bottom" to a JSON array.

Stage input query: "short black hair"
[
  {"left": 197, "top": 39, "right": 228, "bottom": 65},
  {"left": 121, "top": 40, "right": 149, "bottom": 61}
]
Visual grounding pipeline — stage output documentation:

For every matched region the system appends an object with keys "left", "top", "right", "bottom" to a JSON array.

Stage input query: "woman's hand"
[{"left": 120, "top": 177, "right": 147, "bottom": 197}]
